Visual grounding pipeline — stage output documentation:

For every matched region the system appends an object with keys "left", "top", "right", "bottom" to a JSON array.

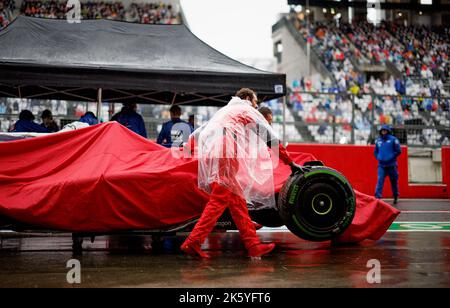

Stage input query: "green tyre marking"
[
  {"left": 288, "top": 184, "right": 299, "bottom": 205},
  {"left": 304, "top": 169, "right": 348, "bottom": 185}
]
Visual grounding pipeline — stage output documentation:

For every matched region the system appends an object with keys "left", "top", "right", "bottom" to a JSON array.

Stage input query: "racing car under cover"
[{"left": 0, "top": 122, "right": 400, "bottom": 251}]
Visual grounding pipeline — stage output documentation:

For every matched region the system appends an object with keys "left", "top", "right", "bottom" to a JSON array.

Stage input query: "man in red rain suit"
[{"left": 181, "top": 88, "right": 301, "bottom": 258}]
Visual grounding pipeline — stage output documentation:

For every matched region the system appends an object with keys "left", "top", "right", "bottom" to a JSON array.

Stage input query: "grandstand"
[
  {"left": 273, "top": 0, "right": 450, "bottom": 147},
  {"left": 0, "top": 0, "right": 15, "bottom": 28},
  {"left": 0, "top": 0, "right": 180, "bottom": 25}
]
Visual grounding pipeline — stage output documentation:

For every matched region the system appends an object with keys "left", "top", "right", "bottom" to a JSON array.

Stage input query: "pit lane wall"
[{"left": 287, "top": 144, "right": 450, "bottom": 199}]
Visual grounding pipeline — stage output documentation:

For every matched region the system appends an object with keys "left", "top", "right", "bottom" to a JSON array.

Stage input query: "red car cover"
[{"left": 0, "top": 122, "right": 400, "bottom": 243}]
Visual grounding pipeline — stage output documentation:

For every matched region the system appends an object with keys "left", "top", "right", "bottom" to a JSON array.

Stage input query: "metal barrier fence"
[
  {"left": 285, "top": 91, "right": 450, "bottom": 147},
  {"left": 0, "top": 98, "right": 219, "bottom": 141},
  {"left": 1, "top": 94, "right": 449, "bottom": 148}
]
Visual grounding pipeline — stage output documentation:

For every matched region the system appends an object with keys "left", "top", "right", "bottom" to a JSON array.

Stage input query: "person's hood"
[
  {"left": 379, "top": 124, "right": 392, "bottom": 134},
  {"left": 228, "top": 96, "right": 252, "bottom": 108}
]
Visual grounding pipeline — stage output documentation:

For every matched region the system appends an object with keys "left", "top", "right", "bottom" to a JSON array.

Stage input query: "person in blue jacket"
[
  {"left": 40, "top": 109, "right": 59, "bottom": 132},
  {"left": 79, "top": 112, "right": 99, "bottom": 126},
  {"left": 11, "top": 110, "right": 49, "bottom": 133},
  {"left": 374, "top": 124, "right": 402, "bottom": 204},
  {"left": 111, "top": 103, "right": 147, "bottom": 138},
  {"left": 157, "top": 105, "right": 193, "bottom": 148}
]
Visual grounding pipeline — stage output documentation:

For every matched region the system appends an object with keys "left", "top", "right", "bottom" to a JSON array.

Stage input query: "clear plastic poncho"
[{"left": 190, "top": 97, "right": 281, "bottom": 209}]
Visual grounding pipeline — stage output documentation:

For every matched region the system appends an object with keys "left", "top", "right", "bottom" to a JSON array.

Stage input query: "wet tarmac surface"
[{"left": 0, "top": 199, "right": 449, "bottom": 288}]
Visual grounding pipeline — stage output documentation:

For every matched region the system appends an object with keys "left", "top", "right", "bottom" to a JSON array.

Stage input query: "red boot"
[
  {"left": 248, "top": 243, "right": 276, "bottom": 258},
  {"left": 253, "top": 222, "right": 263, "bottom": 230},
  {"left": 180, "top": 240, "right": 210, "bottom": 259}
]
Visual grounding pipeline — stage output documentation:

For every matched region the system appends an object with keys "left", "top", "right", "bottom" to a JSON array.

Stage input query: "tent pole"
[
  {"left": 283, "top": 95, "right": 287, "bottom": 146},
  {"left": 97, "top": 88, "right": 102, "bottom": 120}
]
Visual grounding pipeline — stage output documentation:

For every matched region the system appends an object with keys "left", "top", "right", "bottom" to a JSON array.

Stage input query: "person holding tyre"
[{"left": 181, "top": 88, "right": 300, "bottom": 258}]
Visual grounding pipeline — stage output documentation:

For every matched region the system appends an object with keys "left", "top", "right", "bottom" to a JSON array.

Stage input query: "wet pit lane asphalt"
[{"left": 0, "top": 199, "right": 449, "bottom": 288}]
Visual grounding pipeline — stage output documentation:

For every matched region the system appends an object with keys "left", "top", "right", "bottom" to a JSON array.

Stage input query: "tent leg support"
[
  {"left": 72, "top": 233, "right": 83, "bottom": 256},
  {"left": 151, "top": 235, "right": 164, "bottom": 252}
]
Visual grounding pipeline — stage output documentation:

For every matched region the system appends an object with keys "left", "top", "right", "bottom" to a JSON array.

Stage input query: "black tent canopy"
[{"left": 0, "top": 16, "right": 286, "bottom": 106}]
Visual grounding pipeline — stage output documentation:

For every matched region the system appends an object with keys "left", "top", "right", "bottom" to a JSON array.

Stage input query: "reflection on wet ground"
[
  {"left": 0, "top": 199, "right": 449, "bottom": 288},
  {"left": 0, "top": 231, "right": 448, "bottom": 288}
]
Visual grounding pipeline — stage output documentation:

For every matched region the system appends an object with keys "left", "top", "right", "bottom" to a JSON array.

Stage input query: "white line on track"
[
  {"left": 392, "top": 221, "right": 450, "bottom": 223},
  {"left": 253, "top": 221, "right": 450, "bottom": 233},
  {"left": 392, "top": 199, "right": 449, "bottom": 202},
  {"left": 400, "top": 211, "right": 450, "bottom": 213},
  {"left": 388, "top": 230, "right": 450, "bottom": 232}
]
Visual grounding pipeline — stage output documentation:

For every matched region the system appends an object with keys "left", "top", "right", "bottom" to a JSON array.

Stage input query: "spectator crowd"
[
  {"left": 0, "top": 0, "right": 15, "bottom": 28},
  {"left": 20, "top": 0, "right": 178, "bottom": 24},
  {"left": 292, "top": 15, "right": 449, "bottom": 98},
  {"left": 0, "top": 0, "right": 179, "bottom": 28}
]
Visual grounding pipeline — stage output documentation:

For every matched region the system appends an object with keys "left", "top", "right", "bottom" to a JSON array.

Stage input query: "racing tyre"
[{"left": 277, "top": 165, "right": 356, "bottom": 241}]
